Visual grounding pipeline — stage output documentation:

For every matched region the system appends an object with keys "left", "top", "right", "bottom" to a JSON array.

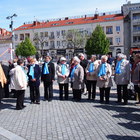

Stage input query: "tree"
[
  {"left": 65, "top": 29, "right": 86, "bottom": 49},
  {"left": 15, "top": 37, "right": 36, "bottom": 57},
  {"left": 33, "top": 32, "right": 46, "bottom": 56},
  {"left": 85, "top": 25, "right": 110, "bottom": 56}
]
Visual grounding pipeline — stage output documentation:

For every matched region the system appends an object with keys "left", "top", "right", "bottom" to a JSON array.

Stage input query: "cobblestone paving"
[
  {"left": 0, "top": 84, "right": 140, "bottom": 140},
  {"left": 0, "top": 135, "right": 9, "bottom": 140}
]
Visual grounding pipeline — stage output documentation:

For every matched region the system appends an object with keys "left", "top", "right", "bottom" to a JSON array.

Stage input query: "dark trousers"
[
  {"left": 134, "top": 85, "right": 140, "bottom": 102},
  {"left": 4, "top": 83, "right": 9, "bottom": 98},
  {"left": 87, "top": 80, "right": 97, "bottom": 99},
  {"left": 16, "top": 90, "right": 25, "bottom": 109},
  {"left": 43, "top": 81, "right": 53, "bottom": 100},
  {"left": 59, "top": 83, "right": 69, "bottom": 100},
  {"left": 11, "top": 89, "right": 17, "bottom": 98},
  {"left": 29, "top": 86, "right": 40, "bottom": 102},
  {"left": 99, "top": 87, "right": 111, "bottom": 103},
  {"left": 117, "top": 85, "right": 128, "bottom": 103},
  {"left": 73, "top": 89, "right": 82, "bottom": 101}
]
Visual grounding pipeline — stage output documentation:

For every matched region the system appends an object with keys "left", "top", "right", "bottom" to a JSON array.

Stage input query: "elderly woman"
[
  {"left": 86, "top": 55, "right": 99, "bottom": 100},
  {"left": 97, "top": 55, "right": 113, "bottom": 104},
  {"left": 56, "top": 57, "right": 69, "bottom": 100},
  {"left": 27, "top": 58, "right": 41, "bottom": 104},
  {"left": 14, "top": 59, "right": 28, "bottom": 110},
  {"left": 71, "top": 56, "right": 84, "bottom": 101},
  {"left": 41, "top": 55, "right": 55, "bottom": 101},
  {"left": 131, "top": 53, "right": 140, "bottom": 105},
  {"left": 114, "top": 53, "right": 130, "bottom": 105}
]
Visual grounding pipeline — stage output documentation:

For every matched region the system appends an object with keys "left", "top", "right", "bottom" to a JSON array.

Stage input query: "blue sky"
[{"left": 0, "top": 0, "right": 139, "bottom": 31}]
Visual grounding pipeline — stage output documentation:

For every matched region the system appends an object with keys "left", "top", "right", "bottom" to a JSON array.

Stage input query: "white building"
[{"left": 13, "top": 11, "right": 124, "bottom": 60}]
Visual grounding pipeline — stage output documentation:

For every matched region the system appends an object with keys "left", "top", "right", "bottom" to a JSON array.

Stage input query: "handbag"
[{"left": 127, "top": 84, "right": 136, "bottom": 100}]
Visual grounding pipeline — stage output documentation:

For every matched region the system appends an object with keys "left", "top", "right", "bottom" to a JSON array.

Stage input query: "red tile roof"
[
  {"left": 14, "top": 14, "right": 124, "bottom": 31},
  {"left": 0, "top": 28, "right": 12, "bottom": 40}
]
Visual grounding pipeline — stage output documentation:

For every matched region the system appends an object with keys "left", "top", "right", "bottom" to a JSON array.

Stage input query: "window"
[
  {"left": 45, "top": 42, "right": 48, "bottom": 47},
  {"left": 45, "top": 32, "right": 48, "bottom": 37},
  {"left": 14, "top": 34, "right": 18, "bottom": 41},
  {"left": 40, "top": 32, "right": 44, "bottom": 37},
  {"left": 106, "top": 26, "right": 113, "bottom": 34},
  {"left": 116, "top": 26, "right": 120, "bottom": 32},
  {"left": 25, "top": 33, "right": 30, "bottom": 38},
  {"left": 49, "top": 32, "right": 55, "bottom": 39},
  {"left": 57, "top": 41, "right": 60, "bottom": 46},
  {"left": 20, "top": 34, "right": 24, "bottom": 40},
  {"left": 62, "top": 40, "right": 66, "bottom": 47},
  {"left": 108, "top": 37, "right": 113, "bottom": 45},
  {"left": 116, "top": 37, "right": 121, "bottom": 44},
  {"left": 61, "top": 30, "right": 66, "bottom": 36},
  {"left": 56, "top": 31, "right": 60, "bottom": 37},
  {"left": 50, "top": 41, "right": 55, "bottom": 48}
]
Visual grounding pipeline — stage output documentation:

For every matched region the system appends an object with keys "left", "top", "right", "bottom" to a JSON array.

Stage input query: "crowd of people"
[{"left": 0, "top": 53, "right": 140, "bottom": 110}]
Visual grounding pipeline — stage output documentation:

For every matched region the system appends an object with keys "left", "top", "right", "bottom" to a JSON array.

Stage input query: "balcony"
[
  {"left": 133, "top": 41, "right": 140, "bottom": 47},
  {"left": 49, "top": 45, "right": 55, "bottom": 49}
]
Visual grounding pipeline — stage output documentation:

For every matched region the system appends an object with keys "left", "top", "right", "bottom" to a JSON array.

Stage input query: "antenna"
[{"left": 95, "top": 8, "right": 98, "bottom": 15}]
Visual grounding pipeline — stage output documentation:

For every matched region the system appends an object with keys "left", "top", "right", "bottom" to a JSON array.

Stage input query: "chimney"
[
  {"left": 65, "top": 17, "right": 69, "bottom": 20},
  {"left": 33, "top": 21, "right": 40, "bottom": 26},
  {"left": 94, "top": 8, "right": 99, "bottom": 19},
  {"left": 94, "top": 14, "right": 98, "bottom": 19}
]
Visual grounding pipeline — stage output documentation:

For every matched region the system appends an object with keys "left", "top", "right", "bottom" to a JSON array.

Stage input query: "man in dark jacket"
[
  {"left": 41, "top": 56, "right": 55, "bottom": 101},
  {"left": 78, "top": 53, "right": 88, "bottom": 94},
  {"left": 27, "top": 58, "right": 41, "bottom": 104}
]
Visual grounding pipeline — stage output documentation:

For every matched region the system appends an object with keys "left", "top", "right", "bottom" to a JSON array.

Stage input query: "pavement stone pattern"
[
  {"left": 0, "top": 82, "right": 140, "bottom": 140},
  {"left": 0, "top": 134, "right": 9, "bottom": 140}
]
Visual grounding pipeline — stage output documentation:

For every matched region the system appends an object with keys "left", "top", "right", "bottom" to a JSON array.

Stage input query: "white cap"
[{"left": 60, "top": 57, "right": 66, "bottom": 62}]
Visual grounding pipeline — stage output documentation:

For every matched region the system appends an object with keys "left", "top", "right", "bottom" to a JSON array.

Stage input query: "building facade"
[
  {"left": 122, "top": 2, "right": 140, "bottom": 56},
  {"left": 13, "top": 11, "right": 125, "bottom": 60},
  {"left": 0, "top": 28, "right": 12, "bottom": 61}
]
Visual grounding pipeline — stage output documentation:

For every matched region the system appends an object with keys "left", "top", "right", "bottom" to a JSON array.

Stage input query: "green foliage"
[
  {"left": 66, "top": 29, "right": 85, "bottom": 48},
  {"left": 15, "top": 37, "right": 36, "bottom": 57},
  {"left": 85, "top": 25, "right": 110, "bottom": 55}
]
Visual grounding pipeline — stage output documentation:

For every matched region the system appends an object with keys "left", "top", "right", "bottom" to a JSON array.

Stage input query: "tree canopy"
[
  {"left": 85, "top": 25, "right": 110, "bottom": 56},
  {"left": 15, "top": 37, "right": 36, "bottom": 57}
]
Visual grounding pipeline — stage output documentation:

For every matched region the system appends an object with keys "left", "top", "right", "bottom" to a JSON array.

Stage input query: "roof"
[
  {"left": 0, "top": 28, "right": 12, "bottom": 41},
  {"left": 14, "top": 14, "right": 124, "bottom": 31}
]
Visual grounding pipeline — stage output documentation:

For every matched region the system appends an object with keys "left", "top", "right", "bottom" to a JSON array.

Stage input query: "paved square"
[{"left": 0, "top": 83, "right": 140, "bottom": 140}]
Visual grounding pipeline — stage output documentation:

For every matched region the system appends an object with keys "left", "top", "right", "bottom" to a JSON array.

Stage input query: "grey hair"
[
  {"left": 101, "top": 55, "right": 108, "bottom": 61},
  {"left": 91, "top": 55, "right": 96, "bottom": 59},
  {"left": 78, "top": 53, "right": 84, "bottom": 57},
  {"left": 73, "top": 56, "right": 80, "bottom": 63},
  {"left": 117, "top": 53, "right": 125, "bottom": 59}
]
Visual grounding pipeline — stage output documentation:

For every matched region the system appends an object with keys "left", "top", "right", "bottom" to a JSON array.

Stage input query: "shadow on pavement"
[
  {"left": 0, "top": 102, "right": 14, "bottom": 110},
  {"left": 107, "top": 135, "right": 140, "bottom": 140},
  {"left": 94, "top": 104, "right": 140, "bottom": 132}
]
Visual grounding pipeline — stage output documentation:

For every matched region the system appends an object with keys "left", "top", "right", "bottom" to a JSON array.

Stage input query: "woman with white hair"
[
  {"left": 56, "top": 57, "right": 69, "bottom": 100},
  {"left": 86, "top": 55, "right": 99, "bottom": 100},
  {"left": 114, "top": 53, "right": 130, "bottom": 105},
  {"left": 97, "top": 55, "right": 113, "bottom": 104},
  {"left": 70, "top": 56, "right": 84, "bottom": 101}
]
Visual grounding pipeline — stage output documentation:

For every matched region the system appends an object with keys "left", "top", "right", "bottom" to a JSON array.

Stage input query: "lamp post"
[
  {"left": 6, "top": 14, "right": 17, "bottom": 60},
  {"left": 6, "top": 13, "right": 17, "bottom": 31}
]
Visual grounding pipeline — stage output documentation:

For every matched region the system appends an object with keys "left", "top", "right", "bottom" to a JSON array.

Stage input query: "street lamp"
[
  {"left": 6, "top": 14, "right": 17, "bottom": 60},
  {"left": 6, "top": 13, "right": 17, "bottom": 31}
]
